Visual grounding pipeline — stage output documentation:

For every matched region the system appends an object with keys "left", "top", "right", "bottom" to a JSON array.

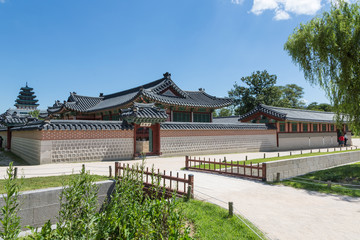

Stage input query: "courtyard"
[{"left": 1, "top": 145, "right": 360, "bottom": 240}]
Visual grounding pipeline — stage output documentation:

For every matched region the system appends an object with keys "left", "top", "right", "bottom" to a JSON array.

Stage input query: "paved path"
[{"left": 1, "top": 148, "right": 360, "bottom": 240}]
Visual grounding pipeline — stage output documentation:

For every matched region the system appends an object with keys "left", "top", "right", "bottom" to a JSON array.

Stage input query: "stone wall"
[
  {"left": 161, "top": 129, "right": 277, "bottom": 155},
  {"left": 265, "top": 150, "right": 360, "bottom": 182},
  {"left": 277, "top": 132, "right": 351, "bottom": 150},
  {"left": 10, "top": 129, "right": 134, "bottom": 165},
  {"left": 49, "top": 138, "right": 133, "bottom": 164},
  {"left": 0, "top": 180, "right": 115, "bottom": 228}
]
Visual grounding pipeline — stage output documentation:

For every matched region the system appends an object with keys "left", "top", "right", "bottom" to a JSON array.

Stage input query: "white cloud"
[
  {"left": 274, "top": 9, "right": 291, "bottom": 20},
  {"left": 250, "top": 0, "right": 323, "bottom": 20},
  {"left": 231, "top": 0, "right": 245, "bottom": 5}
]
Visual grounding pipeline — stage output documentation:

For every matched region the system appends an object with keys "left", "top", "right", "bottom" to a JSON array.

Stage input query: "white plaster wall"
[
  {"left": 161, "top": 134, "right": 277, "bottom": 155},
  {"left": 11, "top": 137, "right": 41, "bottom": 165},
  {"left": 266, "top": 151, "right": 360, "bottom": 181},
  {"left": 278, "top": 132, "right": 339, "bottom": 151}
]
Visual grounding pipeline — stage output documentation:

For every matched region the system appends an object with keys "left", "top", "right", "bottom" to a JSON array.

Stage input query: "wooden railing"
[
  {"left": 185, "top": 156, "right": 266, "bottom": 181},
  {"left": 115, "top": 162, "right": 194, "bottom": 198}
]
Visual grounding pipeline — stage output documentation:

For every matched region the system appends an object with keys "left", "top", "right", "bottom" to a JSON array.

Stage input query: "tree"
[
  {"left": 228, "top": 70, "right": 305, "bottom": 115},
  {"left": 278, "top": 84, "right": 305, "bottom": 108},
  {"left": 213, "top": 108, "right": 233, "bottom": 117},
  {"left": 307, "top": 102, "right": 333, "bottom": 112},
  {"left": 28, "top": 110, "right": 40, "bottom": 118},
  {"left": 284, "top": 0, "right": 360, "bottom": 132},
  {"left": 228, "top": 70, "right": 282, "bottom": 115}
]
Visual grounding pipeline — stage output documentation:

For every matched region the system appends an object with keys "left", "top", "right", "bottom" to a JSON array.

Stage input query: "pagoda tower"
[{"left": 14, "top": 83, "right": 39, "bottom": 110}]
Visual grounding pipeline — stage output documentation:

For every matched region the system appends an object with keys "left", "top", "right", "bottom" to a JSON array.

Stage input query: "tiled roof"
[
  {"left": 0, "top": 112, "right": 38, "bottom": 126},
  {"left": 11, "top": 120, "right": 133, "bottom": 131},
  {"left": 213, "top": 116, "right": 240, "bottom": 124},
  {"left": 48, "top": 72, "right": 233, "bottom": 114},
  {"left": 121, "top": 103, "right": 168, "bottom": 123},
  {"left": 160, "top": 122, "right": 272, "bottom": 130},
  {"left": 239, "top": 104, "right": 339, "bottom": 123}
]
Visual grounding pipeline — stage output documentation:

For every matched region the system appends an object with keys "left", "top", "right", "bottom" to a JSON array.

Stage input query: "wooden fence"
[
  {"left": 114, "top": 162, "right": 194, "bottom": 198},
  {"left": 185, "top": 156, "right": 266, "bottom": 181}
]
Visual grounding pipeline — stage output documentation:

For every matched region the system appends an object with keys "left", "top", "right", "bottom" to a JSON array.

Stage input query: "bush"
[
  {"left": 30, "top": 163, "right": 191, "bottom": 239},
  {"left": 0, "top": 162, "right": 22, "bottom": 240}
]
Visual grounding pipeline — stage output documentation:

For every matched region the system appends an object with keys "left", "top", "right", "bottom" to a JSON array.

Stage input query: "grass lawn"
[
  {"left": 181, "top": 200, "right": 265, "bottom": 240},
  {"left": 190, "top": 149, "right": 360, "bottom": 170},
  {"left": 0, "top": 174, "right": 111, "bottom": 194},
  {"left": 276, "top": 162, "right": 360, "bottom": 197}
]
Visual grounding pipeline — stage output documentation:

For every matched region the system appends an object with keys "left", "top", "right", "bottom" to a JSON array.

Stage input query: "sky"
[{"left": 0, "top": 0, "right": 338, "bottom": 113}]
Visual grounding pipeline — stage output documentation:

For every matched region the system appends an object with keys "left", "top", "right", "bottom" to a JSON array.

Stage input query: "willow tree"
[{"left": 284, "top": 0, "right": 360, "bottom": 133}]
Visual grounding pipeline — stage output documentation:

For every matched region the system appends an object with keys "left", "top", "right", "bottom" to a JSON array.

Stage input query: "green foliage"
[
  {"left": 306, "top": 102, "right": 333, "bottom": 112},
  {"left": 28, "top": 163, "right": 191, "bottom": 239},
  {"left": 278, "top": 162, "right": 360, "bottom": 197},
  {"left": 214, "top": 107, "right": 233, "bottom": 117},
  {"left": 278, "top": 84, "right": 305, "bottom": 108},
  {"left": 228, "top": 70, "right": 305, "bottom": 115},
  {"left": 180, "top": 200, "right": 264, "bottom": 240},
  {"left": 0, "top": 162, "right": 22, "bottom": 240},
  {"left": 0, "top": 175, "right": 109, "bottom": 194},
  {"left": 284, "top": 0, "right": 360, "bottom": 133},
  {"left": 28, "top": 110, "right": 40, "bottom": 119},
  {"left": 29, "top": 168, "right": 99, "bottom": 240},
  {"left": 96, "top": 164, "right": 191, "bottom": 239},
  {"left": 55, "top": 167, "right": 99, "bottom": 239}
]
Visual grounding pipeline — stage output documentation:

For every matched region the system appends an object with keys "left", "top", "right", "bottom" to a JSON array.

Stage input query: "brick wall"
[{"left": 160, "top": 129, "right": 277, "bottom": 155}]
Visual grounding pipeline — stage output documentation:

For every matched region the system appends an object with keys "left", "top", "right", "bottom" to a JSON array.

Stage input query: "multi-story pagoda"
[
  {"left": 47, "top": 72, "right": 233, "bottom": 122},
  {"left": 15, "top": 83, "right": 39, "bottom": 110}
]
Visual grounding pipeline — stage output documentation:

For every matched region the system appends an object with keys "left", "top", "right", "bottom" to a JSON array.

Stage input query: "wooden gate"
[{"left": 185, "top": 156, "right": 266, "bottom": 181}]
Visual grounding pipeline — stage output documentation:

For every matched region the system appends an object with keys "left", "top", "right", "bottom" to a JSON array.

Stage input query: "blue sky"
[{"left": 0, "top": 0, "right": 334, "bottom": 113}]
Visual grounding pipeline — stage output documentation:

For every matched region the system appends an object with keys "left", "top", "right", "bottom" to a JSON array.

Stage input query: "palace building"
[
  {"left": 0, "top": 74, "right": 351, "bottom": 165},
  {"left": 47, "top": 72, "right": 233, "bottom": 122},
  {"left": 238, "top": 104, "right": 349, "bottom": 150}
]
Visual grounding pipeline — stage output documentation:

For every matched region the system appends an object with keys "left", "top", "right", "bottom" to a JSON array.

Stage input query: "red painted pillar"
[{"left": 133, "top": 124, "right": 137, "bottom": 158}]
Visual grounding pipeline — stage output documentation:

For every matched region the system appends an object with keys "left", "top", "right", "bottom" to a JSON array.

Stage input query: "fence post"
[
  {"left": 278, "top": 152, "right": 280, "bottom": 157},
  {"left": 14, "top": 167, "right": 18, "bottom": 179},
  {"left": 245, "top": 155, "right": 248, "bottom": 161},
  {"left": 228, "top": 202, "right": 233, "bottom": 217},
  {"left": 290, "top": 152, "right": 292, "bottom": 156},
  {"left": 109, "top": 166, "right": 112, "bottom": 178},
  {"left": 115, "top": 162, "right": 119, "bottom": 178},
  {"left": 185, "top": 156, "right": 189, "bottom": 170},
  {"left": 188, "top": 174, "right": 194, "bottom": 197},
  {"left": 186, "top": 185, "right": 192, "bottom": 202},
  {"left": 82, "top": 164, "right": 85, "bottom": 171},
  {"left": 262, "top": 163, "right": 266, "bottom": 182},
  {"left": 263, "top": 153, "right": 266, "bottom": 159},
  {"left": 327, "top": 180, "right": 332, "bottom": 189}
]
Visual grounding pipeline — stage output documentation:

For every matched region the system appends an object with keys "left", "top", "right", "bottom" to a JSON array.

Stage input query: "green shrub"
[{"left": 0, "top": 162, "right": 22, "bottom": 240}]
